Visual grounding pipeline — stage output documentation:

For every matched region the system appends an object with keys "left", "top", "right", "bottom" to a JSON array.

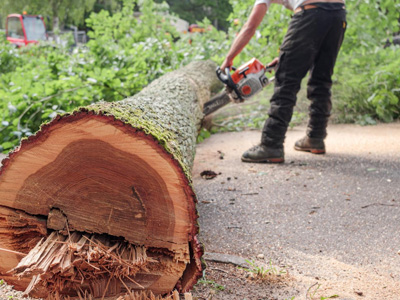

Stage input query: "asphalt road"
[{"left": 192, "top": 123, "right": 400, "bottom": 300}]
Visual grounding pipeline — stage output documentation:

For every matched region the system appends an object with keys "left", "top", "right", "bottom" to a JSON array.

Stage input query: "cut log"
[{"left": 0, "top": 60, "right": 222, "bottom": 298}]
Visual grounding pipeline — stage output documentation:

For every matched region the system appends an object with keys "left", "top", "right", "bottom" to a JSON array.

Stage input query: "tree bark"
[
  {"left": 0, "top": 60, "right": 222, "bottom": 298},
  {"left": 51, "top": 0, "right": 62, "bottom": 32}
]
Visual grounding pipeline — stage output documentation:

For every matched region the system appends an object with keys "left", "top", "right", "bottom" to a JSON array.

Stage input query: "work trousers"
[{"left": 261, "top": 7, "right": 347, "bottom": 147}]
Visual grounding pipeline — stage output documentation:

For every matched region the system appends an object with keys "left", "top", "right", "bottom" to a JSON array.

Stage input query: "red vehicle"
[{"left": 6, "top": 14, "right": 47, "bottom": 47}]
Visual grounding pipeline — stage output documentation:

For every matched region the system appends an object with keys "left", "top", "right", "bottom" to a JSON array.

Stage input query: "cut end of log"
[{"left": 0, "top": 111, "right": 203, "bottom": 297}]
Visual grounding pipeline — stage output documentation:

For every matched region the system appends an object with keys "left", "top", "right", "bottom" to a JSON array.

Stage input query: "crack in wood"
[{"left": 131, "top": 186, "right": 146, "bottom": 213}]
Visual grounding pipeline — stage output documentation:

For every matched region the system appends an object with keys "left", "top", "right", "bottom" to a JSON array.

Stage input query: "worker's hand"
[
  {"left": 220, "top": 57, "right": 233, "bottom": 73},
  {"left": 266, "top": 57, "right": 279, "bottom": 72}
]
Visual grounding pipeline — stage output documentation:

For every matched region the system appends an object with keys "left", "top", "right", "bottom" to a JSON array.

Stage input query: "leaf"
[
  {"left": 7, "top": 103, "right": 17, "bottom": 114},
  {"left": 1, "top": 142, "right": 14, "bottom": 150},
  {"left": 87, "top": 78, "right": 97, "bottom": 84}
]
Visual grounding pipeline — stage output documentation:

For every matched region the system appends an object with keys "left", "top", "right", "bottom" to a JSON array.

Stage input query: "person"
[{"left": 221, "top": 0, "right": 347, "bottom": 163}]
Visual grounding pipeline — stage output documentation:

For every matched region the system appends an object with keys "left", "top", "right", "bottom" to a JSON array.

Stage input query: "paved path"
[{"left": 192, "top": 123, "right": 400, "bottom": 300}]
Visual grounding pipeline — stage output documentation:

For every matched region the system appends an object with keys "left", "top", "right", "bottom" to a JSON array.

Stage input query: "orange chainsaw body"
[
  {"left": 230, "top": 58, "right": 269, "bottom": 100},
  {"left": 231, "top": 58, "right": 266, "bottom": 84}
]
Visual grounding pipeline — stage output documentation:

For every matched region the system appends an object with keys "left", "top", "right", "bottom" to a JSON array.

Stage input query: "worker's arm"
[{"left": 221, "top": 4, "right": 268, "bottom": 70}]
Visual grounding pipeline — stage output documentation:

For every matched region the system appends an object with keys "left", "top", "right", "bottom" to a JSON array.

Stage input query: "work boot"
[
  {"left": 241, "top": 144, "right": 284, "bottom": 163},
  {"left": 294, "top": 136, "right": 325, "bottom": 154}
]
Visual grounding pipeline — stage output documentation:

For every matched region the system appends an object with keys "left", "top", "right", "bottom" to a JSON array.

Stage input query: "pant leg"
[
  {"left": 306, "top": 10, "right": 347, "bottom": 139},
  {"left": 262, "top": 8, "right": 345, "bottom": 147}
]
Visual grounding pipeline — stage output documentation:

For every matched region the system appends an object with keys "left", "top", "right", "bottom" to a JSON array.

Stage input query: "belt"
[{"left": 294, "top": 4, "right": 318, "bottom": 14}]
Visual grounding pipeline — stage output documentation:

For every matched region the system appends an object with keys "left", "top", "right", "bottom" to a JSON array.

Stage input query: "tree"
[
  {"left": 155, "top": 0, "right": 232, "bottom": 30},
  {"left": 0, "top": 0, "right": 99, "bottom": 30}
]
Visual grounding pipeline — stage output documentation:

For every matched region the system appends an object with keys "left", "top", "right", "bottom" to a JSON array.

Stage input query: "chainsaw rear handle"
[
  {"left": 215, "top": 66, "right": 231, "bottom": 85},
  {"left": 265, "top": 60, "right": 278, "bottom": 73},
  {"left": 215, "top": 66, "right": 243, "bottom": 101},
  {"left": 265, "top": 66, "right": 275, "bottom": 73}
]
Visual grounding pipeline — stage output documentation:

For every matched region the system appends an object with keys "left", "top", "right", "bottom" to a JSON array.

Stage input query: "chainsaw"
[{"left": 203, "top": 58, "right": 276, "bottom": 116}]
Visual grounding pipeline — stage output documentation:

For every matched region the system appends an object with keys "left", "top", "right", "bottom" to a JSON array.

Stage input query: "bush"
[{"left": 334, "top": 46, "right": 400, "bottom": 123}]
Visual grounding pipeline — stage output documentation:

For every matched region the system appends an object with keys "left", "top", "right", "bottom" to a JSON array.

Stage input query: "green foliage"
[
  {"left": 334, "top": 46, "right": 400, "bottom": 123},
  {"left": 197, "top": 128, "right": 211, "bottom": 143},
  {"left": 328, "top": 1, "right": 400, "bottom": 124},
  {"left": 341, "top": 1, "right": 400, "bottom": 54},
  {"left": 228, "top": 0, "right": 291, "bottom": 63},
  {"left": 0, "top": 41, "right": 22, "bottom": 74},
  {"left": 175, "top": 18, "right": 229, "bottom": 64},
  {"left": 0, "top": 42, "right": 100, "bottom": 152}
]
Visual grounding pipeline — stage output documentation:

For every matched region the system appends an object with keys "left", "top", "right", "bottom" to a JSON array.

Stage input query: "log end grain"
[{"left": 0, "top": 112, "right": 202, "bottom": 297}]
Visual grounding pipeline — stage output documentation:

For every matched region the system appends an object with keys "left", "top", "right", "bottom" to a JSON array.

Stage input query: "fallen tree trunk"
[{"left": 0, "top": 60, "right": 222, "bottom": 298}]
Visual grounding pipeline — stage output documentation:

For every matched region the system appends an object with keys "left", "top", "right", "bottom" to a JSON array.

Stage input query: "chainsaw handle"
[
  {"left": 265, "top": 59, "right": 278, "bottom": 73},
  {"left": 215, "top": 66, "right": 232, "bottom": 85},
  {"left": 215, "top": 66, "right": 244, "bottom": 102},
  {"left": 265, "top": 66, "right": 275, "bottom": 73}
]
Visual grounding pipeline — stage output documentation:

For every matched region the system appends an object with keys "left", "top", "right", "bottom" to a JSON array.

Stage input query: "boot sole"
[
  {"left": 294, "top": 146, "right": 325, "bottom": 154},
  {"left": 241, "top": 157, "right": 284, "bottom": 163}
]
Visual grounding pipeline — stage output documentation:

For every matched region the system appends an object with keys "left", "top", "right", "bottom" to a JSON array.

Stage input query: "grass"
[
  {"left": 306, "top": 283, "right": 339, "bottom": 300},
  {"left": 197, "top": 277, "right": 225, "bottom": 291},
  {"left": 195, "top": 270, "right": 225, "bottom": 292},
  {"left": 238, "top": 259, "right": 287, "bottom": 280},
  {"left": 285, "top": 283, "right": 339, "bottom": 300}
]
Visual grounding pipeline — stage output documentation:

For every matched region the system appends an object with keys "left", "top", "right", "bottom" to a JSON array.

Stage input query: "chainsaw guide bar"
[{"left": 202, "top": 90, "right": 232, "bottom": 116}]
